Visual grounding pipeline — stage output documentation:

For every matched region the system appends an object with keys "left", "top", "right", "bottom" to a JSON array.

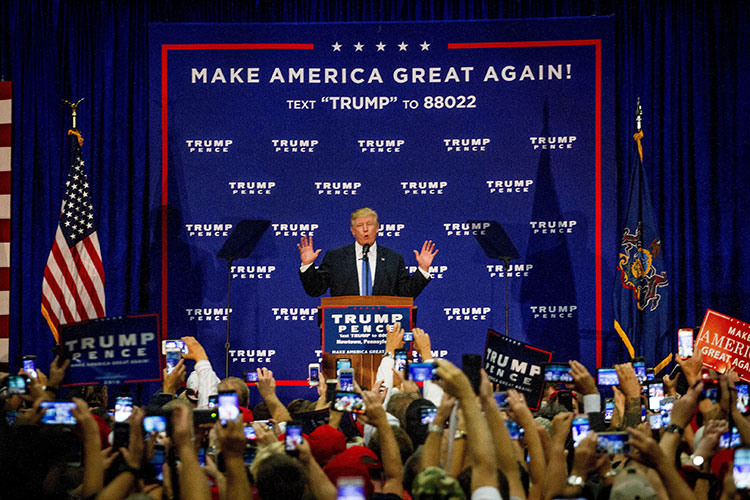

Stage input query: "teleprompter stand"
[
  {"left": 217, "top": 220, "right": 270, "bottom": 378},
  {"left": 471, "top": 220, "right": 520, "bottom": 337}
]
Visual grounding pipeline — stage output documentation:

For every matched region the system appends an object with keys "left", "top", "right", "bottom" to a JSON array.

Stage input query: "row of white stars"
[{"left": 332, "top": 41, "right": 431, "bottom": 52}]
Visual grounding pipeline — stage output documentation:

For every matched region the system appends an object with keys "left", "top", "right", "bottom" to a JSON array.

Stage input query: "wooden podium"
[{"left": 319, "top": 296, "right": 414, "bottom": 389}]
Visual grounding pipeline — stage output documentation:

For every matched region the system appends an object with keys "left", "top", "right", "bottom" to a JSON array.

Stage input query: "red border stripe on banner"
[
  {"left": 448, "top": 39, "right": 604, "bottom": 367},
  {"left": 0, "top": 124, "right": 10, "bottom": 147},
  {"left": 0, "top": 171, "right": 11, "bottom": 193},
  {"left": 0, "top": 82, "right": 11, "bottom": 100}
]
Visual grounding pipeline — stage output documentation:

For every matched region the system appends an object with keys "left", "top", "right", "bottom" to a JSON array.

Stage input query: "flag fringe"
[
  {"left": 41, "top": 304, "right": 60, "bottom": 343},
  {"left": 613, "top": 319, "right": 635, "bottom": 359}
]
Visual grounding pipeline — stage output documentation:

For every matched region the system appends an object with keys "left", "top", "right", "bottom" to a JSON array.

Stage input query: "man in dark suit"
[{"left": 298, "top": 207, "right": 438, "bottom": 298}]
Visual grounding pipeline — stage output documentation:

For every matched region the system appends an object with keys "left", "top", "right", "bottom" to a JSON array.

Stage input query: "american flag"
[
  {"left": 0, "top": 82, "right": 10, "bottom": 367},
  {"left": 42, "top": 132, "right": 105, "bottom": 341}
]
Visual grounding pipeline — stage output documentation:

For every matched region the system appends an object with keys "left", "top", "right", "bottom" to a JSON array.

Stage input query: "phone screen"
[
  {"left": 336, "top": 358, "right": 351, "bottom": 375},
  {"left": 633, "top": 360, "right": 646, "bottom": 383},
  {"left": 41, "top": 401, "right": 77, "bottom": 425},
  {"left": 285, "top": 423, "right": 303, "bottom": 455},
  {"left": 596, "top": 432, "right": 630, "bottom": 455},
  {"left": 22, "top": 357, "right": 37, "bottom": 378},
  {"left": 165, "top": 349, "right": 181, "bottom": 374},
  {"left": 7, "top": 375, "right": 27, "bottom": 395},
  {"left": 143, "top": 415, "right": 168, "bottom": 438},
  {"left": 735, "top": 448, "right": 750, "bottom": 489},
  {"left": 114, "top": 395, "right": 133, "bottom": 423},
  {"left": 338, "top": 369, "right": 354, "bottom": 392},
  {"left": 572, "top": 416, "right": 590, "bottom": 448},
  {"left": 647, "top": 382, "right": 664, "bottom": 412},
  {"left": 505, "top": 420, "right": 524, "bottom": 440},
  {"left": 702, "top": 381, "right": 720, "bottom": 403},
  {"left": 678, "top": 328, "right": 694, "bottom": 358},
  {"left": 648, "top": 412, "right": 662, "bottom": 430},
  {"left": 403, "top": 331, "right": 414, "bottom": 342},
  {"left": 737, "top": 383, "right": 750, "bottom": 414},
  {"left": 207, "top": 395, "right": 218, "bottom": 408},
  {"left": 334, "top": 391, "right": 366, "bottom": 413},
  {"left": 408, "top": 362, "right": 437, "bottom": 382},
  {"left": 337, "top": 477, "right": 366, "bottom": 500},
  {"left": 394, "top": 350, "right": 407, "bottom": 372},
  {"left": 494, "top": 391, "right": 509, "bottom": 409},
  {"left": 162, "top": 339, "right": 188, "bottom": 355},
  {"left": 544, "top": 363, "right": 573, "bottom": 383},
  {"left": 420, "top": 407, "right": 437, "bottom": 424},
  {"left": 597, "top": 368, "right": 619, "bottom": 386},
  {"left": 244, "top": 371, "right": 259, "bottom": 382},
  {"left": 660, "top": 397, "right": 675, "bottom": 426},
  {"left": 244, "top": 424, "right": 257, "bottom": 440},
  {"left": 308, "top": 364, "right": 320, "bottom": 385},
  {"left": 721, "top": 427, "right": 741, "bottom": 449},
  {"left": 604, "top": 399, "right": 614, "bottom": 422},
  {"left": 218, "top": 392, "right": 240, "bottom": 425}
]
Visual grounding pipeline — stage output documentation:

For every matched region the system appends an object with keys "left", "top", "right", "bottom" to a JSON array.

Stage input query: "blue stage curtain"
[{"left": 0, "top": 0, "right": 748, "bottom": 369}]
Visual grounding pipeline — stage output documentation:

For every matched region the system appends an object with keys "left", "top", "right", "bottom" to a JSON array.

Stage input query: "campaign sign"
[
  {"left": 483, "top": 329, "right": 552, "bottom": 410},
  {"left": 695, "top": 309, "right": 750, "bottom": 381},
  {"left": 322, "top": 305, "right": 411, "bottom": 354},
  {"left": 60, "top": 315, "right": 161, "bottom": 386}
]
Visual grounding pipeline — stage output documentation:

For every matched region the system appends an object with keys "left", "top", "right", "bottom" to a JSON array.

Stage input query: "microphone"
[{"left": 362, "top": 243, "right": 370, "bottom": 258}]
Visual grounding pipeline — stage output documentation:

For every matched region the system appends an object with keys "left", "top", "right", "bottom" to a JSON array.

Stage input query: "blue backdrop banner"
[{"left": 148, "top": 18, "right": 615, "bottom": 391}]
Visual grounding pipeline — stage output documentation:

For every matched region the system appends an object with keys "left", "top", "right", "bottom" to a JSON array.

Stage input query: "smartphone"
[
  {"left": 505, "top": 420, "right": 524, "bottom": 440},
  {"left": 193, "top": 409, "right": 217, "bottom": 425},
  {"left": 244, "top": 371, "right": 259, "bottom": 383},
  {"left": 737, "top": 382, "right": 750, "bottom": 414},
  {"left": 721, "top": 426, "right": 741, "bottom": 449},
  {"left": 161, "top": 339, "right": 188, "bottom": 355},
  {"left": 207, "top": 395, "right": 218, "bottom": 408},
  {"left": 403, "top": 331, "right": 414, "bottom": 342},
  {"left": 40, "top": 401, "right": 77, "bottom": 425},
  {"left": 678, "top": 328, "right": 694, "bottom": 358},
  {"left": 632, "top": 358, "right": 646, "bottom": 383},
  {"left": 646, "top": 381, "right": 665, "bottom": 412},
  {"left": 325, "top": 379, "right": 338, "bottom": 404},
  {"left": 151, "top": 444, "right": 166, "bottom": 482},
  {"left": 494, "top": 391, "right": 509, "bottom": 410},
  {"left": 646, "top": 368, "right": 655, "bottom": 381},
  {"left": 735, "top": 448, "right": 750, "bottom": 489},
  {"left": 244, "top": 424, "right": 257, "bottom": 440},
  {"left": 597, "top": 368, "right": 619, "bottom": 386},
  {"left": 557, "top": 390, "right": 574, "bottom": 411},
  {"left": 7, "top": 374, "right": 28, "bottom": 395},
  {"left": 604, "top": 398, "right": 614, "bottom": 422},
  {"left": 462, "top": 354, "right": 482, "bottom": 395},
  {"left": 338, "top": 368, "right": 354, "bottom": 392},
  {"left": 420, "top": 406, "right": 437, "bottom": 424},
  {"left": 114, "top": 395, "right": 133, "bottom": 423},
  {"left": 308, "top": 363, "right": 320, "bottom": 386},
  {"left": 543, "top": 363, "right": 574, "bottom": 383},
  {"left": 394, "top": 349, "right": 408, "bottom": 372},
  {"left": 337, "top": 476, "right": 366, "bottom": 500},
  {"left": 702, "top": 380, "right": 721, "bottom": 403},
  {"left": 218, "top": 391, "right": 240, "bottom": 425},
  {"left": 572, "top": 415, "right": 590, "bottom": 448},
  {"left": 333, "top": 391, "right": 366, "bottom": 414},
  {"left": 285, "top": 422, "right": 303, "bottom": 456},
  {"left": 113, "top": 422, "right": 130, "bottom": 449},
  {"left": 596, "top": 432, "right": 630, "bottom": 455},
  {"left": 648, "top": 412, "right": 662, "bottom": 430},
  {"left": 336, "top": 358, "right": 351, "bottom": 375},
  {"left": 165, "top": 349, "right": 181, "bottom": 374},
  {"left": 143, "top": 415, "right": 168, "bottom": 435},
  {"left": 408, "top": 362, "right": 437, "bottom": 382},
  {"left": 660, "top": 397, "right": 675, "bottom": 427},
  {"left": 22, "top": 355, "right": 37, "bottom": 378}
]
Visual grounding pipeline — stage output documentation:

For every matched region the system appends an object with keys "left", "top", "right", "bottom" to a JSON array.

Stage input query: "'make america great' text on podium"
[{"left": 319, "top": 296, "right": 414, "bottom": 388}]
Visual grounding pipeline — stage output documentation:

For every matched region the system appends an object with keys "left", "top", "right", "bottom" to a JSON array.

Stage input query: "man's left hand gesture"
[{"left": 414, "top": 240, "right": 438, "bottom": 272}]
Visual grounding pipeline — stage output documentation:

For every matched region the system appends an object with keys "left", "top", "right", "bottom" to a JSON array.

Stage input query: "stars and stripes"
[{"left": 42, "top": 132, "right": 105, "bottom": 342}]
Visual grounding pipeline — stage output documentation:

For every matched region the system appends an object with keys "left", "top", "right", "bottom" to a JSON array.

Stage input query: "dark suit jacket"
[{"left": 299, "top": 243, "right": 430, "bottom": 298}]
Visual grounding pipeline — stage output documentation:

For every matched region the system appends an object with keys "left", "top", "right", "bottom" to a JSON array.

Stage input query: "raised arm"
[
  {"left": 256, "top": 367, "right": 292, "bottom": 422},
  {"left": 216, "top": 417, "right": 253, "bottom": 500}
]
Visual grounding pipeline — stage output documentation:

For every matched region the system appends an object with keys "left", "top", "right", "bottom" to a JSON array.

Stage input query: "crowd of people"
[{"left": 0, "top": 325, "right": 747, "bottom": 500}]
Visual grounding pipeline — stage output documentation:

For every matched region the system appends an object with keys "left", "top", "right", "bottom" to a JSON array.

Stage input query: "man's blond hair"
[{"left": 350, "top": 207, "right": 378, "bottom": 226}]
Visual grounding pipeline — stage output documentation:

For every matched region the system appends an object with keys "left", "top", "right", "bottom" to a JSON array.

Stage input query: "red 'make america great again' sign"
[{"left": 695, "top": 309, "right": 750, "bottom": 381}]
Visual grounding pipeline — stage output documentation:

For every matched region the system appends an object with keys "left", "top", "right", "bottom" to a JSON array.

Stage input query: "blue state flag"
[{"left": 613, "top": 130, "right": 671, "bottom": 371}]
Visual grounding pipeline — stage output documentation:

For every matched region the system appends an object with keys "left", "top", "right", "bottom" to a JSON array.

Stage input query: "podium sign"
[
  {"left": 60, "top": 315, "right": 161, "bottom": 386},
  {"left": 322, "top": 305, "right": 412, "bottom": 354}
]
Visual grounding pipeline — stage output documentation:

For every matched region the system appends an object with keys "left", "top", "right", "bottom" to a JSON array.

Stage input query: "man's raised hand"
[
  {"left": 413, "top": 240, "right": 438, "bottom": 272},
  {"left": 298, "top": 235, "right": 322, "bottom": 266}
]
